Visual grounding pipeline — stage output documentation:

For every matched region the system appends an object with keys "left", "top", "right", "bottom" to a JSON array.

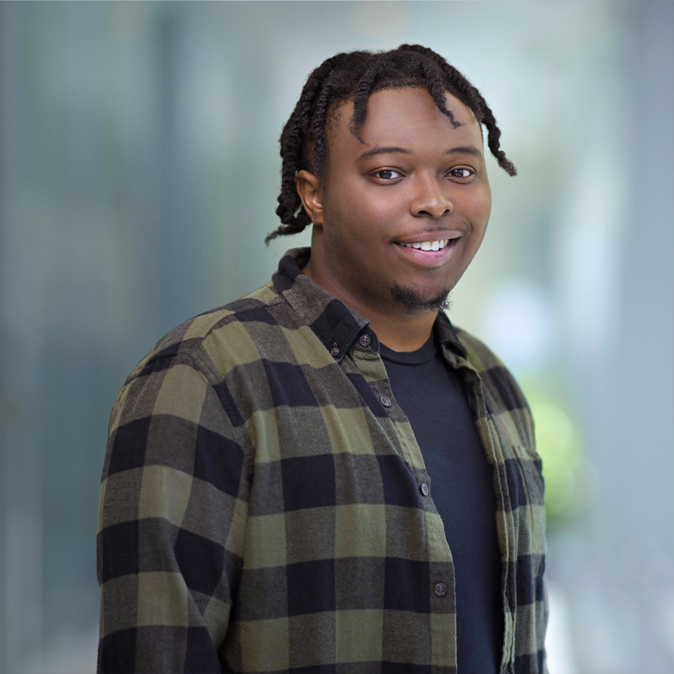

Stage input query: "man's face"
[{"left": 304, "top": 86, "right": 492, "bottom": 316}]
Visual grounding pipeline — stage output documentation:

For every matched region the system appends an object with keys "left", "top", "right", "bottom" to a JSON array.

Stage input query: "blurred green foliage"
[{"left": 527, "top": 389, "right": 593, "bottom": 531}]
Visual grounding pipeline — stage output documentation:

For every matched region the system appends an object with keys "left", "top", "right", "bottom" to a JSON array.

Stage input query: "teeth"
[{"left": 401, "top": 239, "right": 450, "bottom": 251}]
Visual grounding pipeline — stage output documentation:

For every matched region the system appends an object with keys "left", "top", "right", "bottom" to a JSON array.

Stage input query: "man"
[{"left": 97, "top": 45, "right": 547, "bottom": 673}]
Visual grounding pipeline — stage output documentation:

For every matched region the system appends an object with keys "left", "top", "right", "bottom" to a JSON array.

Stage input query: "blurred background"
[{"left": 0, "top": 1, "right": 672, "bottom": 672}]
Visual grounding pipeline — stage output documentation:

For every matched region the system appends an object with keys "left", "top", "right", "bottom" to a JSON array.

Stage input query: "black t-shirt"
[{"left": 380, "top": 332, "right": 503, "bottom": 673}]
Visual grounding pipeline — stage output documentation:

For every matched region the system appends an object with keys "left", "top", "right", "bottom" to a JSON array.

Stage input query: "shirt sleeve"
[{"left": 96, "top": 348, "right": 250, "bottom": 673}]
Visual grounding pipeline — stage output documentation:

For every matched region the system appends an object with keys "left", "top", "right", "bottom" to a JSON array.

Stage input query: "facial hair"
[
  {"left": 390, "top": 283, "right": 452, "bottom": 314},
  {"left": 325, "top": 222, "right": 454, "bottom": 316}
]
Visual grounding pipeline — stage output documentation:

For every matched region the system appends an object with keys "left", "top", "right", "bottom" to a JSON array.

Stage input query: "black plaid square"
[
  {"left": 287, "top": 559, "right": 336, "bottom": 616},
  {"left": 377, "top": 454, "right": 422, "bottom": 508},
  {"left": 193, "top": 425, "right": 244, "bottom": 497},
  {"left": 281, "top": 454, "right": 336, "bottom": 511},
  {"left": 384, "top": 557, "right": 431, "bottom": 613},
  {"left": 99, "top": 520, "right": 139, "bottom": 582},
  {"left": 107, "top": 418, "right": 151, "bottom": 477},
  {"left": 174, "top": 528, "right": 225, "bottom": 596},
  {"left": 264, "top": 359, "right": 319, "bottom": 408}
]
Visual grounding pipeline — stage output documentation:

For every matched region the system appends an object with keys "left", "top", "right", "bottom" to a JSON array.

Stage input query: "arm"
[{"left": 97, "top": 350, "right": 250, "bottom": 673}]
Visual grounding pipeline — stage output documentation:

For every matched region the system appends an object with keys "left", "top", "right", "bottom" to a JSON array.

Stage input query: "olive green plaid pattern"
[{"left": 97, "top": 248, "right": 548, "bottom": 674}]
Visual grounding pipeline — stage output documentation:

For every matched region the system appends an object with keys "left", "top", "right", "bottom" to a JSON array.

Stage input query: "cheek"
[
  {"left": 462, "top": 187, "right": 492, "bottom": 229},
  {"left": 324, "top": 187, "right": 392, "bottom": 244}
]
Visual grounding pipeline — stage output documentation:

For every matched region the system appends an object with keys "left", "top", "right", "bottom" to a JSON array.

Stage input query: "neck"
[
  {"left": 302, "top": 255, "right": 438, "bottom": 353},
  {"left": 362, "top": 308, "right": 437, "bottom": 352}
]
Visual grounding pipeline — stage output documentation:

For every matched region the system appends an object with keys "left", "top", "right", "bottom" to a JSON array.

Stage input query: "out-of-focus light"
[
  {"left": 546, "top": 582, "right": 579, "bottom": 674},
  {"left": 481, "top": 279, "right": 553, "bottom": 372}
]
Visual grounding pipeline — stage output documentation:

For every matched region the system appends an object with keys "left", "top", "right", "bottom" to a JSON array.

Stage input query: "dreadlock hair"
[{"left": 266, "top": 44, "right": 517, "bottom": 244}]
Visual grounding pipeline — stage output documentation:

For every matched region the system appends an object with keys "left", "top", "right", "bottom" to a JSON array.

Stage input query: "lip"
[
  {"left": 394, "top": 230, "right": 463, "bottom": 245},
  {"left": 393, "top": 236, "right": 461, "bottom": 268}
]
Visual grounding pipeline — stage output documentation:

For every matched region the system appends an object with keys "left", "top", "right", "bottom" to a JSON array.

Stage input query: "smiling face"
[{"left": 299, "top": 86, "right": 492, "bottom": 319}]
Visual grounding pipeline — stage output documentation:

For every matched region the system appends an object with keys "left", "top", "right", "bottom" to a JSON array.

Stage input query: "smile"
[
  {"left": 393, "top": 235, "right": 461, "bottom": 268},
  {"left": 399, "top": 239, "right": 450, "bottom": 251}
]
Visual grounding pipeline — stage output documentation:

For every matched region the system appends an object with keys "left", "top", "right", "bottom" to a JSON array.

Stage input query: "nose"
[{"left": 409, "top": 175, "right": 453, "bottom": 219}]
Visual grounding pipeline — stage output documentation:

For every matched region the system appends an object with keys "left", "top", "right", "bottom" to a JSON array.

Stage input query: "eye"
[
  {"left": 449, "top": 168, "right": 474, "bottom": 179},
  {"left": 373, "top": 169, "right": 402, "bottom": 181}
]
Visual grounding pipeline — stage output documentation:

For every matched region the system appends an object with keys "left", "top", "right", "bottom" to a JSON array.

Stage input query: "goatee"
[{"left": 390, "top": 284, "right": 452, "bottom": 314}]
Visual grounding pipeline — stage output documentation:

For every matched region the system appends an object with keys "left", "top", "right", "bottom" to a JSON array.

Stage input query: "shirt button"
[
  {"left": 330, "top": 345, "right": 340, "bottom": 357},
  {"left": 359, "top": 333, "right": 372, "bottom": 347},
  {"left": 434, "top": 582, "right": 447, "bottom": 597},
  {"left": 380, "top": 396, "right": 392, "bottom": 408},
  {"left": 419, "top": 483, "right": 429, "bottom": 497}
]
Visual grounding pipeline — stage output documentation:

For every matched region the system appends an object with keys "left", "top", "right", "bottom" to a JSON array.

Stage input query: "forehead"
[{"left": 329, "top": 87, "right": 482, "bottom": 155}]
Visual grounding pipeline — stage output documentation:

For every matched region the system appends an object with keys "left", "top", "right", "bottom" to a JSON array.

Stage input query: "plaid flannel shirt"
[{"left": 97, "top": 248, "right": 548, "bottom": 674}]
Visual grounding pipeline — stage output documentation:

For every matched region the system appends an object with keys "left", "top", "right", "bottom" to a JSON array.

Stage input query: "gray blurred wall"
[{"left": 0, "top": 2, "right": 672, "bottom": 673}]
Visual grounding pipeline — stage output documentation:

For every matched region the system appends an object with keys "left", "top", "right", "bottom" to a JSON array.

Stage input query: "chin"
[{"left": 390, "top": 283, "right": 452, "bottom": 314}]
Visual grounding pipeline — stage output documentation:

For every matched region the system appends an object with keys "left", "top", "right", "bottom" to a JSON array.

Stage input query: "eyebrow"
[
  {"left": 356, "top": 145, "right": 483, "bottom": 162},
  {"left": 356, "top": 146, "right": 412, "bottom": 162},
  {"left": 445, "top": 145, "right": 483, "bottom": 160}
]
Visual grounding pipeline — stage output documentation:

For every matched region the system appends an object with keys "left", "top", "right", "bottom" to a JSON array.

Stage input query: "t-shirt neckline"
[{"left": 379, "top": 332, "right": 437, "bottom": 365}]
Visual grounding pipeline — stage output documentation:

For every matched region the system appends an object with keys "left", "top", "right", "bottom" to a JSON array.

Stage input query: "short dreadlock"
[{"left": 266, "top": 44, "right": 516, "bottom": 244}]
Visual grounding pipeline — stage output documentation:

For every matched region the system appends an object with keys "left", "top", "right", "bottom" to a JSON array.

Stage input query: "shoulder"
[
  {"left": 452, "top": 326, "right": 506, "bottom": 371},
  {"left": 454, "top": 327, "right": 524, "bottom": 398},
  {"left": 454, "top": 326, "right": 536, "bottom": 448},
  {"left": 126, "top": 282, "right": 284, "bottom": 386},
  {"left": 108, "top": 282, "right": 286, "bottom": 441}
]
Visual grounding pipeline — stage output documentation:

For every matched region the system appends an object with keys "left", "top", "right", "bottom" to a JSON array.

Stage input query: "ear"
[{"left": 296, "top": 170, "right": 324, "bottom": 226}]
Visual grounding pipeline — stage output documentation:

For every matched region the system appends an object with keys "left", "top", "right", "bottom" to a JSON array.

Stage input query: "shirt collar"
[
  {"left": 434, "top": 311, "right": 468, "bottom": 359},
  {"left": 272, "top": 247, "right": 467, "bottom": 361},
  {"left": 273, "top": 248, "right": 367, "bottom": 361}
]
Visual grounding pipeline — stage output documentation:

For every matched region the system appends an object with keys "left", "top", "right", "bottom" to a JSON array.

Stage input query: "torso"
[{"left": 380, "top": 332, "right": 503, "bottom": 673}]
